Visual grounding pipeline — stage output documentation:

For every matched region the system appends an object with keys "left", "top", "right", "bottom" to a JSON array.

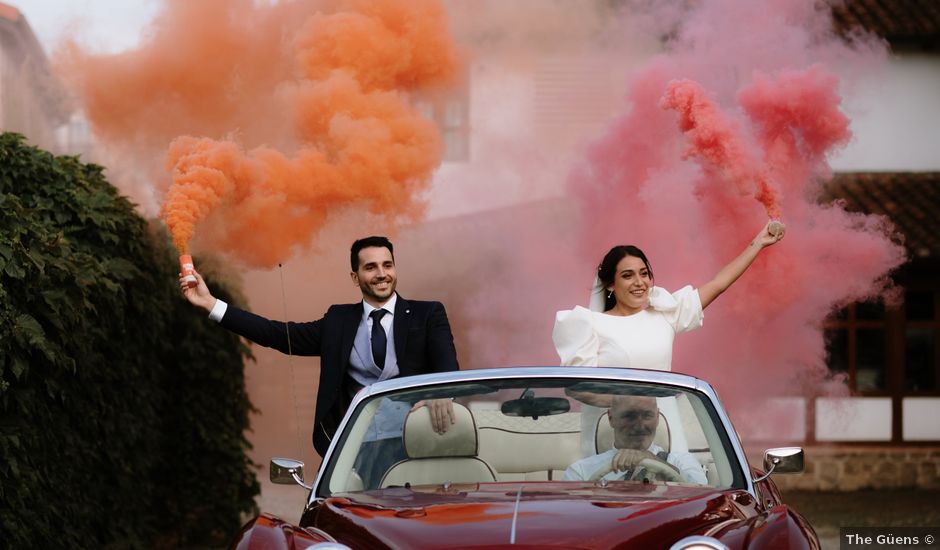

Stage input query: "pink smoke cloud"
[{"left": 566, "top": 0, "right": 905, "bottom": 421}]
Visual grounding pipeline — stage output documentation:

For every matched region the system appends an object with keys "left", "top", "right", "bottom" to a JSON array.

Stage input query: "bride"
[{"left": 554, "top": 220, "right": 785, "bottom": 455}]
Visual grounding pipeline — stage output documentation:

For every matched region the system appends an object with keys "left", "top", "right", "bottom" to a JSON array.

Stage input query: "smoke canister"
[
  {"left": 768, "top": 219, "right": 786, "bottom": 238},
  {"left": 179, "top": 255, "right": 198, "bottom": 288}
]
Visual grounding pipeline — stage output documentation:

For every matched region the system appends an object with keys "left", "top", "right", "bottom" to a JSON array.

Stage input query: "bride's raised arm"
[{"left": 697, "top": 220, "right": 785, "bottom": 310}]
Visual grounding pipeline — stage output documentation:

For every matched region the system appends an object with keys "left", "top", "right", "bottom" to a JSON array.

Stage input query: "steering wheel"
[
  {"left": 637, "top": 458, "right": 683, "bottom": 482},
  {"left": 587, "top": 463, "right": 614, "bottom": 481}
]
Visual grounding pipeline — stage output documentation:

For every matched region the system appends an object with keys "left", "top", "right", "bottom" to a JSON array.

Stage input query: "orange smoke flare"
[
  {"left": 154, "top": 0, "right": 459, "bottom": 265},
  {"left": 659, "top": 79, "right": 781, "bottom": 219}
]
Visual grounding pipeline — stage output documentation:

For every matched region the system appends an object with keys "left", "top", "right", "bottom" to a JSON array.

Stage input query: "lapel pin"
[{"left": 406, "top": 309, "right": 410, "bottom": 314}]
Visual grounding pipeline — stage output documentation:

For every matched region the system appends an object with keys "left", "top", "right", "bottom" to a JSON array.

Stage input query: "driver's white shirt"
[{"left": 563, "top": 443, "right": 707, "bottom": 484}]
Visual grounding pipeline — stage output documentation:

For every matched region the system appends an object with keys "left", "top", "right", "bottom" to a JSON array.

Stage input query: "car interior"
[{"left": 326, "top": 380, "right": 736, "bottom": 495}]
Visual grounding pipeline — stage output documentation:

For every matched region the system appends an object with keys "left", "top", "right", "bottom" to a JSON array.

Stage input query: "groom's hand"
[
  {"left": 411, "top": 399, "right": 456, "bottom": 434},
  {"left": 179, "top": 270, "right": 216, "bottom": 312}
]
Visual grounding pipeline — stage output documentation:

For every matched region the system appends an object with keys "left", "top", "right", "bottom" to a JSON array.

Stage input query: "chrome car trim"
[
  {"left": 703, "top": 519, "right": 739, "bottom": 537},
  {"left": 509, "top": 486, "right": 523, "bottom": 544},
  {"left": 302, "top": 526, "right": 338, "bottom": 543},
  {"left": 311, "top": 367, "right": 756, "bottom": 499},
  {"left": 669, "top": 535, "right": 730, "bottom": 550}
]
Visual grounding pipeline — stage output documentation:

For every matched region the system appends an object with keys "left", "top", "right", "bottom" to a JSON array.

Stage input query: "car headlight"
[{"left": 669, "top": 535, "right": 730, "bottom": 550}]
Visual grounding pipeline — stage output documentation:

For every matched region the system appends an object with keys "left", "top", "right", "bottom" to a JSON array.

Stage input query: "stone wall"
[{"left": 746, "top": 446, "right": 940, "bottom": 491}]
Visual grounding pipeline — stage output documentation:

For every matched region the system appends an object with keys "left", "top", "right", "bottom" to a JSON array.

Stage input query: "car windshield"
[{"left": 318, "top": 377, "right": 745, "bottom": 496}]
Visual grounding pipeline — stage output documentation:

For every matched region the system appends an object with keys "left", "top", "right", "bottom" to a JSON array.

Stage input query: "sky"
[{"left": 17, "top": 0, "right": 158, "bottom": 55}]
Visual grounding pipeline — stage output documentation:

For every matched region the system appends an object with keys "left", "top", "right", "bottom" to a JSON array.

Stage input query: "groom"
[{"left": 180, "top": 236, "right": 460, "bottom": 458}]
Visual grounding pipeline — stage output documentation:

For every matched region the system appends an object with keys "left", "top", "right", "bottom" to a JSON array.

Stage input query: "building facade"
[{"left": 0, "top": 2, "right": 70, "bottom": 153}]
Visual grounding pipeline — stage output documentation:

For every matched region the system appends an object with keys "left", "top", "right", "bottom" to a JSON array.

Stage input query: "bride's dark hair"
[{"left": 597, "top": 245, "right": 654, "bottom": 311}]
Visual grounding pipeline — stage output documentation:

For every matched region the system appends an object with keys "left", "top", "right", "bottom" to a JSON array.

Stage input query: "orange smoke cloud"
[
  {"left": 60, "top": 0, "right": 308, "bottom": 153},
  {"left": 660, "top": 79, "right": 781, "bottom": 219},
  {"left": 61, "top": 0, "right": 459, "bottom": 265},
  {"left": 162, "top": 0, "right": 458, "bottom": 264}
]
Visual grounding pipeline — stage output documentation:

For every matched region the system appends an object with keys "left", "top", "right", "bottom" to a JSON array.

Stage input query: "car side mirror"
[
  {"left": 753, "top": 447, "right": 804, "bottom": 482},
  {"left": 270, "top": 458, "right": 311, "bottom": 489}
]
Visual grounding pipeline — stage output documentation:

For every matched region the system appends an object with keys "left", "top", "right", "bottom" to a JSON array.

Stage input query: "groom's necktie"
[{"left": 370, "top": 309, "right": 388, "bottom": 369}]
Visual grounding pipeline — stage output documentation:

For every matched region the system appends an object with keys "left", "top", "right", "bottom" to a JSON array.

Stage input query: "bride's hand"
[{"left": 751, "top": 220, "right": 785, "bottom": 249}]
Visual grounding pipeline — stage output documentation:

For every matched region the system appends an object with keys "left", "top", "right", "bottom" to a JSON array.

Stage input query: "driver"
[{"left": 563, "top": 395, "right": 707, "bottom": 484}]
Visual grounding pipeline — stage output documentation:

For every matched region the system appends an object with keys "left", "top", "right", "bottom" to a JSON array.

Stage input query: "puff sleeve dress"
[
  {"left": 553, "top": 285, "right": 704, "bottom": 370},
  {"left": 552, "top": 285, "right": 705, "bottom": 455}
]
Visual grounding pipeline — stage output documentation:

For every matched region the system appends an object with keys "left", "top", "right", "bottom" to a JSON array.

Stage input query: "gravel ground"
[{"left": 782, "top": 490, "right": 940, "bottom": 550}]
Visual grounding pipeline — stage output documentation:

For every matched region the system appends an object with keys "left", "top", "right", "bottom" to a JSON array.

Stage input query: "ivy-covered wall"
[{"left": 0, "top": 133, "right": 259, "bottom": 548}]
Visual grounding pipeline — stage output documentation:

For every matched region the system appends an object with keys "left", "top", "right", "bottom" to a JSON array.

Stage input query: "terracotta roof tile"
[
  {"left": 831, "top": 0, "right": 940, "bottom": 49},
  {"left": 821, "top": 172, "right": 940, "bottom": 258}
]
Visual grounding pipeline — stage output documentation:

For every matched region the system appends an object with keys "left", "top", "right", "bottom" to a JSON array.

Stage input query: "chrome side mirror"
[
  {"left": 271, "top": 458, "right": 311, "bottom": 489},
  {"left": 753, "top": 447, "right": 804, "bottom": 482}
]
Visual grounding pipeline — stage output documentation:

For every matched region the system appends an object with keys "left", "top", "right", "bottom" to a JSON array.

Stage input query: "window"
[
  {"left": 824, "top": 291, "right": 939, "bottom": 394},
  {"left": 825, "top": 301, "right": 888, "bottom": 392},
  {"left": 905, "top": 290, "right": 938, "bottom": 391}
]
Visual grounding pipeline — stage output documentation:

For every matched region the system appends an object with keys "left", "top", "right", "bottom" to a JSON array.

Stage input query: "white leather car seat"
[
  {"left": 380, "top": 402, "right": 497, "bottom": 488},
  {"left": 475, "top": 410, "right": 581, "bottom": 481}
]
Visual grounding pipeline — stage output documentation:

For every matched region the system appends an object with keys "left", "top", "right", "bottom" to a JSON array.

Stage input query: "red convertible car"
[{"left": 231, "top": 367, "right": 818, "bottom": 549}]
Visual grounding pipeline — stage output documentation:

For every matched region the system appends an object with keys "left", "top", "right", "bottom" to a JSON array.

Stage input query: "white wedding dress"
[{"left": 553, "top": 285, "right": 704, "bottom": 456}]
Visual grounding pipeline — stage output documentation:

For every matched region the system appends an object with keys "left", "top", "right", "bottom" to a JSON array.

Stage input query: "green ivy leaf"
[
  {"left": 3, "top": 262, "right": 25, "bottom": 279},
  {"left": 10, "top": 357, "right": 27, "bottom": 379},
  {"left": 14, "top": 314, "right": 45, "bottom": 344}
]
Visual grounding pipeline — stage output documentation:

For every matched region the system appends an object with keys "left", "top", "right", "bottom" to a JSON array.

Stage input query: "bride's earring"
[{"left": 607, "top": 290, "right": 613, "bottom": 299}]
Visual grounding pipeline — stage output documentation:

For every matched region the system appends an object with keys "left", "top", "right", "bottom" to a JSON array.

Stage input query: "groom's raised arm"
[{"left": 219, "top": 305, "right": 324, "bottom": 357}]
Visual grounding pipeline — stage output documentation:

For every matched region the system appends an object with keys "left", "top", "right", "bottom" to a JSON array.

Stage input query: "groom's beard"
[{"left": 360, "top": 276, "right": 396, "bottom": 303}]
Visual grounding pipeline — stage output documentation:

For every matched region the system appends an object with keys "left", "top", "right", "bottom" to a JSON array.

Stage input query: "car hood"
[{"left": 308, "top": 482, "right": 756, "bottom": 549}]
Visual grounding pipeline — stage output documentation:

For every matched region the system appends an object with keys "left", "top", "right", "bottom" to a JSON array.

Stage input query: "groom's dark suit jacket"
[{"left": 219, "top": 295, "right": 459, "bottom": 456}]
